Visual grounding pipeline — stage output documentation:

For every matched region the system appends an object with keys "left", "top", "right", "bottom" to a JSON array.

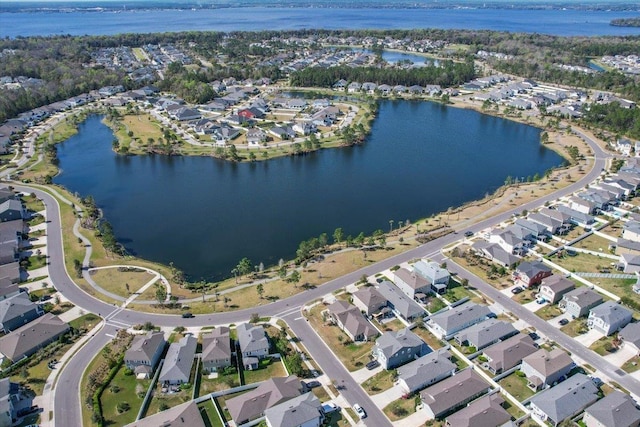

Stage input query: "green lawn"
[
  {"left": 243, "top": 357, "right": 286, "bottom": 384},
  {"left": 590, "top": 336, "right": 620, "bottom": 356},
  {"left": 412, "top": 326, "right": 444, "bottom": 349},
  {"left": 571, "top": 233, "right": 615, "bottom": 253},
  {"left": 535, "top": 304, "right": 563, "bottom": 320},
  {"left": 378, "top": 318, "right": 406, "bottom": 332},
  {"left": 101, "top": 365, "right": 149, "bottom": 427},
  {"left": 560, "top": 318, "right": 589, "bottom": 337},
  {"left": 383, "top": 397, "right": 418, "bottom": 421},
  {"left": 199, "top": 370, "right": 240, "bottom": 396},
  {"left": 622, "top": 356, "right": 640, "bottom": 373},
  {"left": 553, "top": 251, "right": 612, "bottom": 274},
  {"left": 361, "top": 369, "right": 395, "bottom": 395},
  {"left": 444, "top": 278, "right": 474, "bottom": 304},
  {"left": 198, "top": 399, "right": 223, "bottom": 427},
  {"left": 22, "top": 194, "right": 45, "bottom": 213},
  {"left": 498, "top": 372, "right": 535, "bottom": 401},
  {"left": 425, "top": 296, "right": 447, "bottom": 314},
  {"left": 69, "top": 313, "right": 101, "bottom": 332}
]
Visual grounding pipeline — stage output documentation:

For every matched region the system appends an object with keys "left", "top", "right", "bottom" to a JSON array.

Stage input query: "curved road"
[{"left": 16, "top": 127, "right": 613, "bottom": 427}]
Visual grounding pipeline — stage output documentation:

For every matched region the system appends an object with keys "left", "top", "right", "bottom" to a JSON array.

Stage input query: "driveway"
[
  {"left": 523, "top": 300, "right": 547, "bottom": 312},
  {"left": 393, "top": 406, "right": 429, "bottom": 427},
  {"left": 573, "top": 329, "right": 604, "bottom": 347},
  {"left": 548, "top": 312, "right": 571, "bottom": 328},
  {"left": 369, "top": 383, "right": 405, "bottom": 407},
  {"left": 352, "top": 364, "right": 382, "bottom": 384},
  {"left": 603, "top": 344, "right": 636, "bottom": 366}
]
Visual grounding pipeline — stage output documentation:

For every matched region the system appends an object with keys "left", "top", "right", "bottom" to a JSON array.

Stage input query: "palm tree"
[{"left": 389, "top": 219, "right": 394, "bottom": 233}]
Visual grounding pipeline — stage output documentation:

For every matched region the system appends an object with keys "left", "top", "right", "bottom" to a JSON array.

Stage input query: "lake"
[
  {"left": 53, "top": 101, "right": 564, "bottom": 281},
  {"left": 3, "top": 6, "right": 640, "bottom": 38}
]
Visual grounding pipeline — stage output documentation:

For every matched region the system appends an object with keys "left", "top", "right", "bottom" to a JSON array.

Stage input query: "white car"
[
  {"left": 353, "top": 404, "right": 366, "bottom": 419},
  {"left": 322, "top": 402, "right": 339, "bottom": 413}
]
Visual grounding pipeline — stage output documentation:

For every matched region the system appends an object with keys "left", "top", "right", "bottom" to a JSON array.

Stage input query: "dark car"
[
  {"left": 559, "top": 318, "right": 569, "bottom": 326},
  {"left": 181, "top": 312, "right": 194, "bottom": 318},
  {"left": 305, "top": 380, "right": 321, "bottom": 389},
  {"left": 366, "top": 360, "right": 380, "bottom": 370},
  {"left": 464, "top": 231, "right": 474, "bottom": 237},
  {"left": 511, "top": 286, "right": 524, "bottom": 294}
]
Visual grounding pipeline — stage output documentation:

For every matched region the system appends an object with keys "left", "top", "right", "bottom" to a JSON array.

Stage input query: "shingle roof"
[
  {"left": 376, "top": 281, "right": 425, "bottom": 319},
  {"left": 375, "top": 328, "right": 426, "bottom": 359},
  {"left": 522, "top": 348, "right": 573, "bottom": 379},
  {"left": 483, "top": 333, "right": 537, "bottom": 373},
  {"left": 237, "top": 323, "right": 269, "bottom": 354},
  {"left": 0, "top": 313, "right": 69, "bottom": 361},
  {"left": 530, "top": 373, "right": 599, "bottom": 424},
  {"left": 562, "top": 287, "right": 603, "bottom": 309},
  {"left": 124, "top": 331, "right": 165, "bottom": 365},
  {"left": 584, "top": 390, "right": 640, "bottom": 427},
  {"left": 428, "top": 302, "right": 492, "bottom": 335},
  {"left": 264, "top": 392, "right": 322, "bottom": 427},
  {"left": 226, "top": 376, "right": 302, "bottom": 423},
  {"left": 397, "top": 349, "right": 455, "bottom": 392},
  {"left": 351, "top": 287, "right": 386, "bottom": 312},
  {"left": 420, "top": 369, "right": 490, "bottom": 417},
  {"left": 540, "top": 275, "right": 575, "bottom": 295},
  {"left": 201, "top": 326, "right": 231, "bottom": 363},
  {"left": 445, "top": 393, "right": 511, "bottom": 427},
  {"left": 454, "top": 319, "right": 517, "bottom": 350},
  {"left": 394, "top": 267, "right": 429, "bottom": 290},
  {"left": 159, "top": 335, "right": 197, "bottom": 384},
  {"left": 516, "top": 261, "right": 551, "bottom": 279},
  {"left": 0, "top": 293, "right": 38, "bottom": 327},
  {"left": 124, "top": 400, "right": 205, "bottom": 427},
  {"left": 620, "top": 322, "right": 640, "bottom": 348},
  {"left": 590, "top": 301, "right": 633, "bottom": 326},
  {"left": 413, "top": 260, "right": 450, "bottom": 284}
]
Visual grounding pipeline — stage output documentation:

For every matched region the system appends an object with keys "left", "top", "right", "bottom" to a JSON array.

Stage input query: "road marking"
[
  {"left": 105, "top": 334, "right": 115, "bottom": 338},
  {"left": 107, "top": 319, "right": 131, "bottom": 328},
  {"left": 293, "top": 316, "right": 303, "bottom": 321}
]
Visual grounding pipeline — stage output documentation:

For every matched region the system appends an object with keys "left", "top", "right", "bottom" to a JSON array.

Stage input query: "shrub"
[
  {"left": 116, "top": 401, "right": 130, "bottom": 414},
  {"left": 109, "top": 385, "right": 120, "bottom": 393},
  {"left": 123, "top": 367, "right": 134, "bottom": 376}
]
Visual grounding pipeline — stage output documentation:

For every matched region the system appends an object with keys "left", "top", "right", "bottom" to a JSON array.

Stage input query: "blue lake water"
[
  {"left": 53, "top": 101, "right": 564, "bottom": 281},
  {"left": 2, "top": 7, "right": 640, "bottom": 37}
]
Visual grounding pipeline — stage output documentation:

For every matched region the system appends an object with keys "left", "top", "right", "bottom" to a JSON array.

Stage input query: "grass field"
[
  {"left": 535, "top": 304, "right": 563, "bottom": 320},
  {"left": 100, "top": 365, "right": 149, "bottom": 427},
  {"left": 571, "top": 233, "right": 615, "bottom": 253},
  {"left": 90, "top": 267, "right": 155, "bottom": 298},
  {"left": 361, "top": 369, "right": 395, "bottom": 394},
  {"left": 553, "top": 251, "right": 614, "bottom": 274},
  {"left": 383, "top": 397, "right": 417, "bottom": 421},
  {"left": 243, "top": 357, "right": 286, "bottom": 384},
  {"left": 498, "top": 372, "right": 535, "bottom": 401}
]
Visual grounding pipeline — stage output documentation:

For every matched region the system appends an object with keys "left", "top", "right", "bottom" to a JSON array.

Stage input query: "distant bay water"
[
  {"left": 2, "top": 6, "right": 640, "bottom": 37},
  {"left": 54, "top": 102, "right": 563, "bottom": 281}
]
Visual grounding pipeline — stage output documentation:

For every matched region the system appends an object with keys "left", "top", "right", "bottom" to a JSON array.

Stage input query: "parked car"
[
  {"left": 464, "top": 231, "right": 474, "bottom": 237},
  {"left": 322, "top": 402, "right": 339, "bottom": 413},
  {"left": 353, "top": 404, "right": 366, "bottom": 419},
  {"left": 366, "top": 360, "right": 380, "bottom": 370},
  {"left": 181, "top": 312, "right": 194, "bottom": 318},
  {"left": 305, "top": 380, "right": 321, "bottom": 389},
  {"left": 511, "top": 286, "right": 524, "bottom": 294},
  {"left": 536, "top": 297, "right": 546, "bottom": 304},
  {"left": 559, "top": 318, "right": 569, "bottom": 326}
]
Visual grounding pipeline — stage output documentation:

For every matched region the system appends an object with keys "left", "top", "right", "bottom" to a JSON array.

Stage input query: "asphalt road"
[{"left": 14, "top": 127, "right": 611, "bottom": 426}]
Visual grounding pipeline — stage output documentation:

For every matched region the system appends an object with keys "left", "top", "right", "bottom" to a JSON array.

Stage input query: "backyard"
[
  {"left": 498, "top": 372, "right": 535, "bottom": 401},
  {"left": 242, "top": 357, "right": 286, "bottom": 384}
]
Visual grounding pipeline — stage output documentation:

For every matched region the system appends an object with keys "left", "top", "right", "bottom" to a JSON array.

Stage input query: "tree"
[
  {"left": 256, "top": 283, "right": 264, "bottom": 299},
  {"left": 73, "top": 259, "right": 82, "bottom": 278},
  {"left": 333, "top": 228, "right": 344, "bottom": 245},
  {"left": 288, "top": 270, "right": 301, "bottom": 288},
  {"left": 236, "top": 257, "right": 253, "bottom": 277},
  {"left": 389, "top": 219, "right": 394, "bottom": 233},
  {"left": 155, "top": 284, "right": 167, "bottom": 304}
]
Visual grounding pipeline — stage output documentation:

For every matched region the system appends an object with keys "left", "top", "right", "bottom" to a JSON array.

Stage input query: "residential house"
[
  {"left": 620, "top": 322, "right": 640, "bottom": 355},
  {"left": 393, "top": 267, "right": 431, "bottom": 300},
  {"left": 201, "top": 326, "right": 232, "bottom": 373},
  {"left": 292, "top": 121, "right": 316, "bottom": 136},
  {"left": 624, "top": 222, "right": 640, "bottom": 242},
  {"left": 269, "top": 125, "right": 296, "bottom": 140},
  {"left": 124, "top": 331, "right": 166, "bottom": 378},
  {"left": 376, "top": 281, "right": 425, "bottom": 321},
  {"left": 512, "top": 261, "right": 552, "bottom": 288},
  {"left": 361, "top": 82, "right": 377, "bottom": 93},
  {"left": 471, "top": 241, "right": 519, "bottom": 268},
  {"left": 347, "top": 82, "right": 362, "bottom": 93},
  {"left": 246, "top": 128, "right": 267, "bottom": 147},
  {"left": 445, "top": 393, "right": 512, "bottom": 427},
  {"left": 539, "top": 274, "right": 575, "bottom": 304},
  {"left": 420, "top": 369, "right": 491, "bottom": 419},
  {"left": 0, "top": 279, "right": 20, "bottom": 301},
  {"left": 588, "top": 301, "right": 633, "bottom": 336},
  {"left": 514, "top": 218, "right": 548, "bottom": 240},
  {"left": 397, "top": 349, "right": 456, "bottom": 394},
  {"left": 0, "top": 200, "right": 24, "bottom": 222},
  {"left": 0, "top": 263, "right": 19, "bottom": 284},
  {"left": 226, "top": 375, "right": 303, "bottom": 425},
  {"left": 555, "top": 205, "right": 596, "bottom": 226},
  {"left": 427, "top": 302, "right": 492, "bottom": 340},
  {"left": 170, "top": 107, "right": 201, "bottom": 121},
  {"left": 264, "top": 392, "right": 323, "bottom": 427},
  {"left": 327, "top": 301, "right": 378, "bottom": 342},
  {"left": 617, "top": 138, "right": 634, "bottom": 156},
  {"left": 372, "top": 328, "right": 429, "bottom": 369},
  {"left": 158, "top": 335, "right": 197, "bottom": 386},
  {"left": 0, "top": 378, "right": 17, "bottom": 427},
  {"left": 351, "top": 287, "right": 387, "bottom": 316},
  {"left": 617, "top": 239, "right": 640, "bottom": 256},
  {"left": 0, "top": 313, "right": 69, "bottom": 361},
  {"left": 413, "top": 260, "right": 451, "bottom": 295},
  {"left": 559, "top": 288, "right": 603, "bottom": 318},
  {"left": 569, "top": 196, "right": 597, "bottom": 215},
  {"left": 0, "top": 189, "right": 16, "bottom": 205},
  {"left": 529, "top": 373, "right": 599, "bottom": 426},
  {"left": 528, "top": 212, "right": 564, "bottom": 235},
  {"left": 521, "top": 348, "right": 574, "bottom": 391},
  {"left": 583, "top": 390, "right": 640, "bottom": 427},
  {"left": 489, "top": 228, "right": 526, "bottom": 255},
  {"left": 453, "top": 319, "right": 517, "bottom": 351},
  {"left": 237, "top": 323, "right": 270, "bottom": 360},
  {"left": 285, "top": 99, "right": 307, "bottom": 110},
  {"left": 482, "top": 333, "right": 538, "bottom": 375},
  {"left": 0, "top": 293, "right": 42, "bottom": 334},
  {"left": 124, "top": 400, "right": 205, "bottom": 427}
]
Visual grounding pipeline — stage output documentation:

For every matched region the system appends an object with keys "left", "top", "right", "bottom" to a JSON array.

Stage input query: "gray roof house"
[
  {"left": 397, "top": 349, "right": 456, "bottom": 394},
  {"left": 124, "top": 400, "right": 205, "bottom": 427},
  {"left": 413, "top": 260, "right": 451, "bottom": 294},
  {"left": 529, "top": 373, "right": 599, "bottom": 427},
  {"left": 539, "top": 275, "right": 575, "bottom": 304},
  {"left": 620, "top": 322, "right": 640, "bottom": 355},
  {"left": 0, "top": 378, "right": 17, "bottom": 427},
  {"left": 559, "top": 288, "right": 604, "bottom": 318},
  {"left": 0, "top": 313, "right": 69, "bottom": 361},
  {"left": 588, "top": 301, "right": 633, "bottom": 336},
  {"left": 583, "top": 390, "right": 640, "bottom": 427},
  {"left": 124, "top": 331, "right": 166, "bottom": 378},
  {"left": 351, "top": 287, "right": 387, "bottom": 316},
  {"left": 327, "top": 301, "right": 378, "bottom": 342},
  {"left": 420, "top": 369, "right": 491, "bottom": 419},
  {"left": 0, "top": 199, "right": 24, "bottom": 222},
  {"left": 226, "top": 375, "right": 303, "bottom": 425},
  {"left": 471, "top": 241, "right": 519, "bottom": 268},
  {"left": 528, "top": 212, "right": 563, "bottom": 235},
  {"left": 445, "top": 393, "right": 512, "bottom": 427},
  {"left": 512, "top": 261, "right": 552, "bottom": 288},
  {"left": 482, "top": 333, "right": 537, "bottom": 375},
  {"left": 376, "top": 281, "right": 425, "bottom": 321},
  {"left": 201, "top": 326, "right": 232, "bottom": 373},
  {"left": 237, "top": 323, "right": 270, "bottom": 359},
  {"left": 453, "top": 319, "right": 518, "bottom": 350},
  {"left": 393, "top": 267, "right": 431, "bottom": 300},
  {"left": 158, "top": 335, "right": 197, "bottom": 386},
  {"left": 521, "top": 348, "right": 574, "bottom": 391},
  {"left": 427, "top": 302, "right": 492, "bottom": 339},
  {"left": 372, "top": 328, "right": 430, "bottom": 369},
  {"left": 0, "top": 292, "right": 43, "bottom": 333},
  {"left": 264, "top": 392, "right": 323, "bottom": 427},
  {"left": 555, "top": 205, "right": 595, "bottom": 226}
]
